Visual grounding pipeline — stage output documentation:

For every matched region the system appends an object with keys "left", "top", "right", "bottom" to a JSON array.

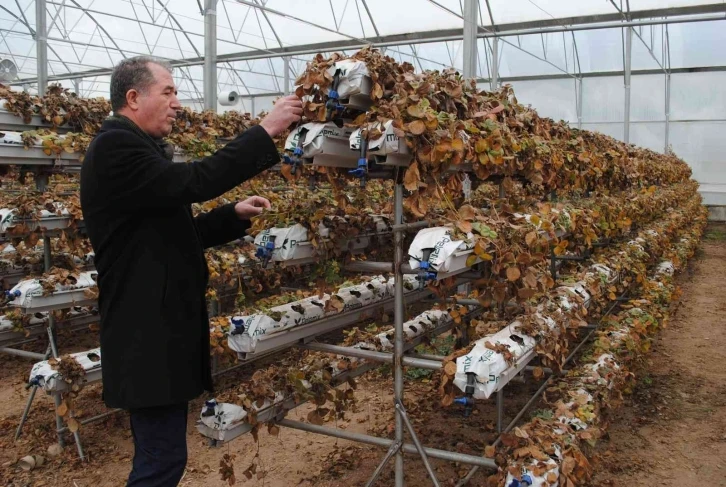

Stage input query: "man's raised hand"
[
  {"left": 234, "top": 196, "right": 271, "bottom": 220},
  {"left": 259, "top": 95, "right": 303, "bottom": 137}
]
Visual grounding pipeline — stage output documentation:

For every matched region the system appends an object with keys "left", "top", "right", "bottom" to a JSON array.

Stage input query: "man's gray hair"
[{"left": 110, "top": 56, "right": 173, "bottom": 112}]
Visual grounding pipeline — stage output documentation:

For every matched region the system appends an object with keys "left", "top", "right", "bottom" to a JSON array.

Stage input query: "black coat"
[{"left": 80, "top": 117, "right": 278, "bottom": 409}]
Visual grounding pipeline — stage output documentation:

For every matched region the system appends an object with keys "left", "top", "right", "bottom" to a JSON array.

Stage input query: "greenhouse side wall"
[{"left": 505, "top": 72, "right": 726, "bottom": 220}]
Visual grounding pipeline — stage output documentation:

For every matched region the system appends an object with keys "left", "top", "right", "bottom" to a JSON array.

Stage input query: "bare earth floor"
[
  {"left": 588, "top": 230, "right": 726, "bottom": 487},
  {"left": 1, "top": 225, "right": 724, "bottom": 487}
]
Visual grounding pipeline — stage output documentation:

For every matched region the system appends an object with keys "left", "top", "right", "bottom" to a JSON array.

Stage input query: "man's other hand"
[
  {"left": 235, "top": 196, "right": 271, "bottom": 220},
  {"left": 259, "top": 95, "right": 303, "bottom": 137}
]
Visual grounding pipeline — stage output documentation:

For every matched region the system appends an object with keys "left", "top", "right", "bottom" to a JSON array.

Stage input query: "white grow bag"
[
  {"left": 454, "top": 314, "right": 557, "bottom": 399},
  {"left": 408, "top": 227, "right": 477, "bottom": 276},
  {"left": 28, "top": 348, "right": 101, "bottom": 392}
]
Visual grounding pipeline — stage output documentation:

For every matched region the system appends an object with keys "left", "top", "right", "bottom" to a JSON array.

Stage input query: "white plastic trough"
[
  {"left": 7, "top": 270, "right": 98, "bottom": 312},
  {"left": 350, "top": 120, "right": 412, "bottom": 167},
  {"left": 253, "top": 216, "right": 391, "bottom": 266},
  {"left": 284, "top": 122, "right": 358, "bottom": 168},
  {"left": 28, "top": 348, "right": 102, "bottom": 393},
  {"left": 227, "top": 275, "right": 421, "bottom": 358},
  {"left": 408, "top": 227, "right": 481, "bottom": 281},
  {"left": 0, "top": 131, "right": 81, "bottom": 168}
]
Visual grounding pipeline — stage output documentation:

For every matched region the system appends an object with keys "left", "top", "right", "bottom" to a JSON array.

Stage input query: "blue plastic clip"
[
  {"left": 255, "top": 240, "right": 275, "bottom": 258},
  {"left": 25, "top": 374, "right": 43, "bottom": 390},
  {"left": 255, "top": 239, "right": 276, "bottom": 267},
  {"left": 349, "top": 158, "right": 368, "bottom": 187},
  {"left": 202, "top": 399, "right": 217, "bottom": 417},
  {"left": 283, "top": 150, "right": 304, "bottom": 175},
  {"left": 508, "top": 474, "right": 533, "bottom": 487},
  {"left": 417, "top": 261, "right": 437, "bottom": 287},
  {"left": 229, "top": 316, "right": 245, "bottom": 336},
  {"left": 325, "top": 87, "right": 344, "bottom": 121},
  {"left": 5, "top": 289, "right": 21, "bottom": 300},
  {"left": 454, "top": 397, "right": 475, "bottom": 407}
]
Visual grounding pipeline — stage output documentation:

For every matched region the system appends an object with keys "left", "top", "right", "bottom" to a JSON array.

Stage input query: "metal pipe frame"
[
  {"left": 664, "top": 72, "right": 672, "bottom": 153},
  {"left": 55, "top": 407, "right": 123, "bottom": 435},
  {"left": 299, "top": 342, "right": 443, "bottom": 371},
  {"left": 201, "top": 316, "right": 464, "bottom": 444},
  {"left": 664, "top": 24, "right": 672, "bottom": 154},
  {"left": 395, "top": 399, "right": 441, "bottom": 487},
  {"left": 478, "top": 64, "right": 726, "bottom": 84},
  {"left": 489, "top": 36, "right": 498, "bottom": 91},
  {"left": 390, "top": 219, "right": 438, "bottom": 232},
  {"left": 0, "top": 314, "right": 99, "bottom": 350},
  {"left": 15, "top": 235, "right": 88, "bottom": 458},
  {"left": 9, "top": 5, "right": 724, "bottom": 88},
  {"left": 35, "top": 0, "right": 48, "bottom": 96},
  {"left": 283, "top": 56, "right": 290, "bottom": 95},
  {"left": 455, "top": 285, "right": 633, "bottom": 486},
  {"left": 462, "top": 0, "right": 478, "bottom": 79},
  {"left": 577, "top": 77, "right": 583, "bottom": 129},
  {"left": 277, "top": 418, "right": 497, "bottom": 469},
  {"left": 203, "top": 0, "right": 217, "bottom": 111},
  {"left": 232, "top": 287, "right": 433, "bottom": 361},
  {"left": 496, "top": 388, "right": 504, "bottom": 433},
  {"left": 0, "top": 347, "right": 46, "bottom": 360},
  {"left": 365, "top": 440, "right": 402, "bottom": 487},
  {"left": 393, "top": 179, "right": 405, "bottom": 487},
  {"left": 624, "top": 26, "right": 633, "bottom": 144}
]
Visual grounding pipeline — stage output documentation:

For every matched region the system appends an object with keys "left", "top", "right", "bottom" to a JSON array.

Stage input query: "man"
[{"left": 80, "top": 56, "right": 302, "bottom": 486}]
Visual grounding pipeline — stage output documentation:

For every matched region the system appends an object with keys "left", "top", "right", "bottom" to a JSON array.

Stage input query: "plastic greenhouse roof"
[{"left": 1, "top": 0, "right": 725, "bottom": 100}]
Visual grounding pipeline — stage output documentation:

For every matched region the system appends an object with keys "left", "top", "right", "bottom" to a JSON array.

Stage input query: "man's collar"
[{"left": 101, "top": 114, "right": 175, "bottom": 161}]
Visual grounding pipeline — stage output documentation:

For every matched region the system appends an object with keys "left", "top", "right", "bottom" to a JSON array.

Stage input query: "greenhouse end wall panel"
[{"left": 504, "top": 73, "right": 725, "bottom": 207}]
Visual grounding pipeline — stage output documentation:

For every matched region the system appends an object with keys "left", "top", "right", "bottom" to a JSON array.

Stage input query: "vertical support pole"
[
  {"left": 52, "top": 393, "right": 66, "bottom": 447},
  {"left": 36, "top": 173, "right": 49, "bottom": 192},
  {"left": 462, "top": 0, "right": 478, "bottom": 80},
  {"left": 283, "top": 56, "right": 291, "bottom": 95},
  {"left": 203, "top": 0, "right": 217, "bottom": 112},
  {"left": 210, "top": 298, "right": 219, "bottom": 375},
  {"left": 43, "top": 235, "right": 66, "bottom": 448},
  {"left": 393, "top": 179, "right": 405, "bottom": 487},
  {"left": 43, "top": 235, "right": 51, "bottom": 271},
  {"left": 490, "top": 36, "right": 499, "bottom": 92},
  {"left": 251, "top": 97, "right": 256, "bottom": 117},
  {"left": 664, "top": 73, "right": 671, "bottom": 154},
  {"left": 72, "top": 79, "right": 81, "bottom": 96},
  {"left": 43, "top": 236, "right": 59, "bottom": 360},
  {"left": 496, "top": 389, "right": 504, "bottom": 433},
  {"left": 624, "top": 26, "right": 633, "bottom": 144},
  {"left": 577, "top": 77, "right": 583, "bottom": 130},
  {"left": 14, "top": 384, "right": 39, "bottom": 440},
  {"left": 35, "top": 0, "right": 48, "bottom": 97}
]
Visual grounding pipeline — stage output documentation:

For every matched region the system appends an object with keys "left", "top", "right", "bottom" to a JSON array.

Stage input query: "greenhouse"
[
  {"left": 3, "top": 1, "right": 725, "bottom": 206},
  {"left": 0, "top": 2, "right": 724, "bottom": 486}
]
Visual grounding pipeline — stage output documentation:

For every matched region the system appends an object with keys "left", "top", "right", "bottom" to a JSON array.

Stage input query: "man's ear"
[{"left": 126, "top": 89, "right": 140, "bottom": 111}]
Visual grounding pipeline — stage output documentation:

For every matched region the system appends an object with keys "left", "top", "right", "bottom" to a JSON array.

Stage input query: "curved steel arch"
[
  {"left": 153, "top": 0, "right": 202, "bottom": 58},
  {"left": 67, "top": 0, "right": 128, "bottom": 59},
  {"left": 0, "top": 3, "right": 74, "bottom": 76}
]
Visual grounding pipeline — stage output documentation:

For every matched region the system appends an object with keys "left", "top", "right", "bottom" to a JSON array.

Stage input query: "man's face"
[{"left": 134, "top": 63, "right": 181, "bottom": 139}]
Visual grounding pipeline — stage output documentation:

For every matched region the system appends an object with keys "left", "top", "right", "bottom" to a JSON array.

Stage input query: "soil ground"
[
  {"left": 0, "top": 224, "right": 724, "bottom": 487},
  {"left": 588, "top": 224, "right": 726, "bottom": 487}
]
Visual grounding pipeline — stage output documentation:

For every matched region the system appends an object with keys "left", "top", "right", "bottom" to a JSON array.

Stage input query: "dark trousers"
[{"left": 127, "top": 402, "right": 189, "bottom": 487}]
